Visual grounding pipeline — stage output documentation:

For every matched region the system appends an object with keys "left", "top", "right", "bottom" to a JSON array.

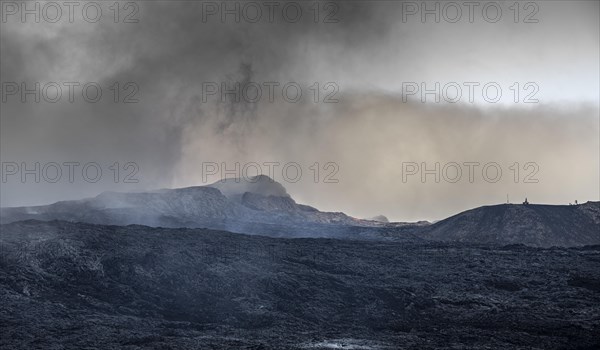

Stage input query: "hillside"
[
  {"left": 0, "top": 176, "right": 370, "bottom": 237},
  {"left": 421, "top": 202, "right": 600, "bottom": 247},
  {"left": 1, "top": 178, "right": 598, "bottom": 247}
]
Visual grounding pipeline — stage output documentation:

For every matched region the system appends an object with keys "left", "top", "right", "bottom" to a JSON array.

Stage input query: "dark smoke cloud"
[{"left": 1, "top": 1, "right": 598, "bottom": 221}]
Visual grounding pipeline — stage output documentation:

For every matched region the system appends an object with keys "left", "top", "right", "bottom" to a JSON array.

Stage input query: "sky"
[{"left": 1, "top": 0, "right": 599, "bottom": 222}]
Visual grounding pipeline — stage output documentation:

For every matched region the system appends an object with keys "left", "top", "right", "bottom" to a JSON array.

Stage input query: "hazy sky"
[{"left": 1, "top": 0, "right": 598, "bottom": 221}]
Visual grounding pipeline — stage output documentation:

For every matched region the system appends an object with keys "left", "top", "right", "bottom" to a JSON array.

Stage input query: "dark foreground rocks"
[{"left": 1, "top": 220, "right": 599, "bottom": 349}]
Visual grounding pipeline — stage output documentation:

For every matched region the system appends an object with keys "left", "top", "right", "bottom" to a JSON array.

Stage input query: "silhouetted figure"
[{"left": 523, "top": 198, "right": 529, "bottom": 205}]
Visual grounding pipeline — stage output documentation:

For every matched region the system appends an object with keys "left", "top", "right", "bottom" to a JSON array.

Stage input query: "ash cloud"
[{"left": 1, "top": 1, "right": 598, "bottom": 221}]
